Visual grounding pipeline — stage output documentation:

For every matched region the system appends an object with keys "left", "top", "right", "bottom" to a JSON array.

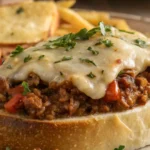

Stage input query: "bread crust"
[{"left": 0, "top": 101, "right": 150, "bottom": 150}]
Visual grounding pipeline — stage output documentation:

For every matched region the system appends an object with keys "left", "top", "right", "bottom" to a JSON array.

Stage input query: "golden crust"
[{"left": 0, "top": 101, "right": 150, "bottom": 150}]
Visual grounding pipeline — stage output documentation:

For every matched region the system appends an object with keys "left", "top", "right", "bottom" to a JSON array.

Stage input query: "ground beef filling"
[{"left": 0, "top": 68, "right": 150, "bottom": 120}]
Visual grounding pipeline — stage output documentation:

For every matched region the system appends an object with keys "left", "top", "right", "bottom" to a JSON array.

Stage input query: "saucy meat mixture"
[{"left": 0, "top": 68, "right": 150, "bottom": 120}]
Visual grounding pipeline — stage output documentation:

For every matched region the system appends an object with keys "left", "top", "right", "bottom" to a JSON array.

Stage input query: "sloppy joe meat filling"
[{"left": 0, "top": 68, "right": 150, "bottom": 120}]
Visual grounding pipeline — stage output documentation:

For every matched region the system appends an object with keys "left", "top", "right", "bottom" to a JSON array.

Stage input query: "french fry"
[
  {"left": 60, "top": 23, "right": 79, "bottom": 33},
  {"left": 54, "top": 28, "right": 70, "bottom": 36},
  {"left": 105, "top": 18, "right": 130, "bottom": 30},
  {"left": 76, "top": 10, "right": 110, "bottom": 25},
  {"left": 54, "top": 23, "right": 79, "bottom": 36},
  {"left": 58, "top": 7, "right": 94, "bottom": 30},
  {"left": 56, "top": 0, "right": 76, "bottom": 8}
]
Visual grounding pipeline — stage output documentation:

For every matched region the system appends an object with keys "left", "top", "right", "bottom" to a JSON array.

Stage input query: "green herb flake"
[
  {"left": 95, "top": 39, "right": 103, "bottom": 46},
  {"left": 134, "top": 39, "right": 146, "bottom": 48},
  {"left": 54, "top": 56, "right": 73, "bottom": 64},
  {"left": 87, "top": 47, "right": 99, "bottom": 55},
  {"left": 21, "top": 81, "right": 31, "bottom": 95},
  {"left": 24, "top": 55, "right": 32, "bottom": 63},
  {"left": 10, "top": 45, "right": 24, "bottom": 57},
  {"left": 16, "top": 7, "right": 24, "bottom": 14},
  {"left": 119, "top": 29, "right": 134, "bottom": 34},
  {"left": 79, "top": 58, "right": 96, "bottom": 66},
  {"left": 99, "top": 22, "right": 105, "bottom": 36},
  {"left": 118, "top": 70, "right": 125, "bottom": 76},
  {"left": 103, "top": 39, "right": 113, "bottom": 47},
  {"left": 74, "top": 28, "right": 89, "bottom": 40},
  {"left": 87, "top": 72, "right": 96, "bottom": 78},
  {"left": 86, "top": 27, "right": 100, "bottom": 38},
  {"left": 105, "top": 25, "right": 111, "bottom": 32},
  {"left": 44, "top": 44, "right": 54, "bottom": 49},
  {"left": 114, "top": 145, "right": 125, "bottom": 150},
  {"left": 46, "top": 33, "right": 76, "bottom": 51},
  {"left": 6, "top": 65, "right": 12, "bottom": 69},
  {"left": 38, "top": 55, "right": 45, "bottom": 60}
]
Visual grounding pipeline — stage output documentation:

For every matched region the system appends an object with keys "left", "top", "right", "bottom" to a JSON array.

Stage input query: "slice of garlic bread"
[{"left": 0, "top": 1, "right": 59, "bottom": 45}]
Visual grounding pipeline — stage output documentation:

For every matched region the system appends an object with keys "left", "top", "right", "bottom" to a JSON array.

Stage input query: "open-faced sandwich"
[{"left": 0, "top": 23, "right": 150, "bottom": 150}]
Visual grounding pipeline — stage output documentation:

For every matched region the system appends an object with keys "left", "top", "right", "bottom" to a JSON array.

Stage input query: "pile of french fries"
[{"left": 55, "top": 0, "right": 130, "bottom": 36}]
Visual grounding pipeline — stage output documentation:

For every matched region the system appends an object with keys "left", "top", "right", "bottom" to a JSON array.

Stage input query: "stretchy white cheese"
[{"left": 0, "top": 27, "right": 150, "bottom": 99}]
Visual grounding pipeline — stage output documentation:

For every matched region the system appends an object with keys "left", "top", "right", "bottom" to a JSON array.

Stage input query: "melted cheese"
[
  {"left": 0, "top": 28, "right": 150, "bottom": 99},
  {"left": 0, "top": 1, "right": 57, "bottom": 44}
]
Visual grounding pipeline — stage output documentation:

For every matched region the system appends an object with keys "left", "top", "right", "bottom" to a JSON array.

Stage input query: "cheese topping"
[{"left": 0, "top": 26, "right": 150, "bottom": 99}]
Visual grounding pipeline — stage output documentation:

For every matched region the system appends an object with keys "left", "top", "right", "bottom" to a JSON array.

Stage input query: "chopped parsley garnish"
[
  {"left": 95, "top": 39, "right": 103, "bottom": 45},
  {"left": 105, "top": 25, "right": 111, "bottom": 32},
  {"left": 54, "top": 56, "right": 73, "bottom": 64},
  {"left": 43, "top": 22, "right": 112, "bottom": 51},
  {"left": 44, "top": 25, "right": 104, "bottom": 51},
  {"left": 85, "top": 27, "right": 100, "bottom": 38},
  {"left": 6, "top": 65, "right": 12, "bottom": 69},
  {"left": 114, "top": 145, "right": 125, "bottom": 150},
  {"left": 45, "top": 33, "right": 76, "bottom": 51},
  {"left": 87, "top": 72, "right": 96, "bottom": 78},
  {"left": 24, "top": 55, "right": 32, "bottom": 63},
  {"left": 87, "top": 47, "right": 99, "bottom": 55},
  {"left": 45, "top": 27, "right": 100, "bottom": 51},
  {"left": 10, "top": 45, "right": 24, "bottom": 57},
  {"left": 119, "top": 29, "right": 134, "bottom": 34},
  {"left": 79, "top": 58, "right": 96, "bottom": 66},
  {"left": 75, "top": 28, "right": 90, "bottom": 40},
  {"left": 118, "top": 70, "right": 125, "bottom": 76},
  {"left": 21, "top": 81, "right": 31, "bottom": 95},
  {"left": 16, "top": 7, "right": 24, "bottom": 14},
  {"left": 102, "top": 39, "right": 113, "bottom": 47},
  {"left": 6, "top": 147, "right": 11, "bottom": 150},
  {"left": 95, "top": 39, "right": 113, "bottom": 47},
  {"left": 38, "top": 55, "right": 45, "bottom": 60},
  {"left": 134, "top": 39, "right": 146, "bottom": 48},
  {"left": 99, "top": 22, "right": 106, "bottom": 36}
]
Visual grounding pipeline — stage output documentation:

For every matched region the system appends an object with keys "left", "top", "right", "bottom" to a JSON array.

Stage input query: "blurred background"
[
  {"left": 0, "top": 0, "right": 150, "bottom": 17},
  {"left": 75, "top": 0, "right": 150, "bottom": 17}
]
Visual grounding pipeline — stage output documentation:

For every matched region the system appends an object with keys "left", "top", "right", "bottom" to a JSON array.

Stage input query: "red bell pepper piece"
[
  {"left": 104, "top": 80, "right": 121, "bottom": 102},
  {"left": 4, "top": 94, "right": 24, "bottom": 113}
]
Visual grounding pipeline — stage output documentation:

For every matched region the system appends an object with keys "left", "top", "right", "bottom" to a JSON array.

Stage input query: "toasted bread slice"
[
  {"left": 0, "top": 1, "right": 59, "bottom": 45},
  {"left": 0, "top": 102, "right": 150, "bottom": 150}
]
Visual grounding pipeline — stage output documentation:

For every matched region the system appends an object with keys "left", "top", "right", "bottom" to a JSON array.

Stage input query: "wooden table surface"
[{"left": 75, "top": 0, "right": 150, "bottom": 17}]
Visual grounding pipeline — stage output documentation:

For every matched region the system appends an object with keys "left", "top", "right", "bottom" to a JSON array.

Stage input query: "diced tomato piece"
[
  {"left": 104, "top": 80, "right": 120, "bottom": 102},
  {"left": 4, "top": 94, "right": 24, "bottom": 113},
  {"left": 8, "top": 86, "right": 24, "bottom": 96}
]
